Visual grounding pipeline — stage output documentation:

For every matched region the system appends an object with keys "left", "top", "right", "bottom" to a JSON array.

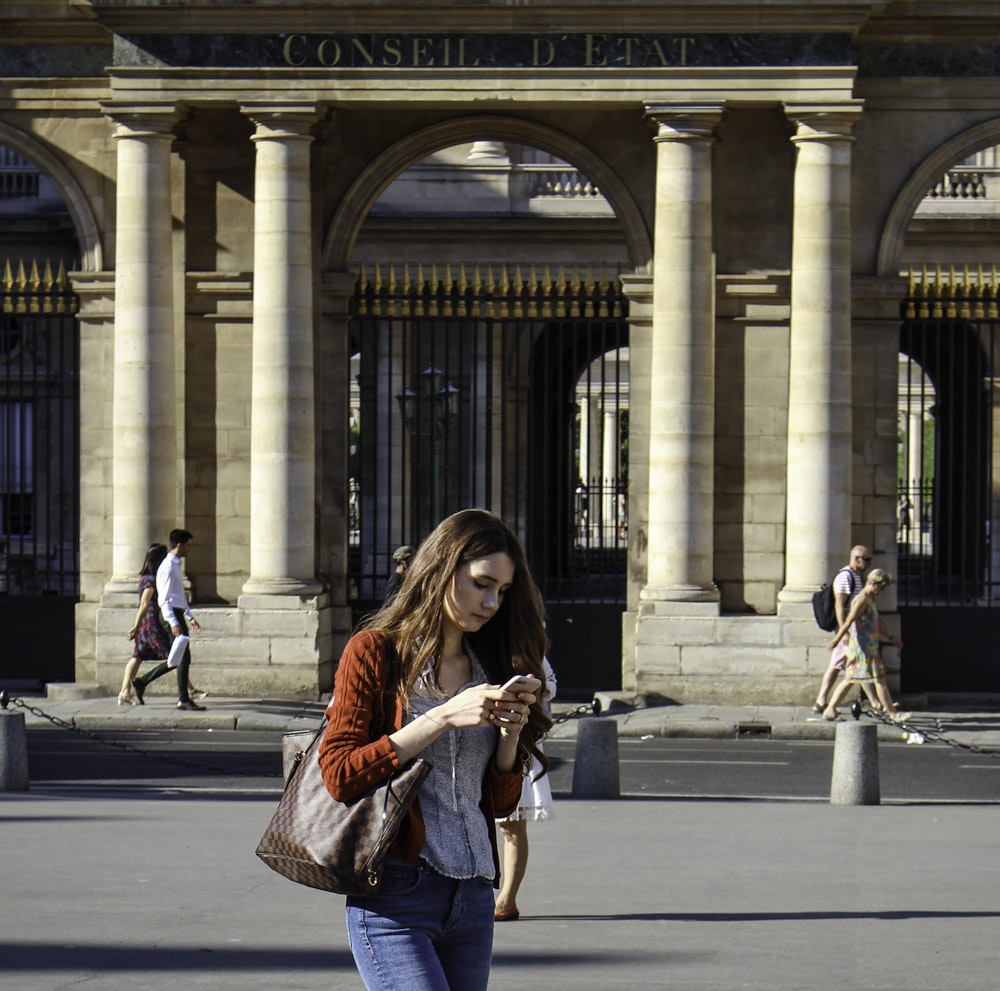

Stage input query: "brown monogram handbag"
[{"left": 255, "top": 641, "right": 431, "bottom": 894}]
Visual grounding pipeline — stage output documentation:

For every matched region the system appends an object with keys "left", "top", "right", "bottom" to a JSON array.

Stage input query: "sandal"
[
  {"left": 811, "top": 703, "right": 824, "bottom": 715},
  {"left": 822, "top": 708, "right": 841, "bottom": 721}
]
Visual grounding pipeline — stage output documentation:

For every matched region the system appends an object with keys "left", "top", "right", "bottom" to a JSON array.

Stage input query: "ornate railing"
[
  {"left": 927, "top": 168, "right": 989, "bottom": 199},
  {"left": 517, "top": 166, "right": 601, "bottom": 198},
  {"left": 902, "top": 263, "right": 1000, "bottom": 319},
  {"left": 354, "top": 261, "right": 624, "bottom": 319},
  {"left": 1, "top": 258, "right": 77, "bottom": 315},
  {"left": 0, "top": 171, "right": 40, "bottom": 199}
]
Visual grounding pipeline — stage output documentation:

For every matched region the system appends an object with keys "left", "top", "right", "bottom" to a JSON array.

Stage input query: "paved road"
[
  {"left": 2, "top": 788, "right": 997, "bottom": 991},
  {"left": 6, "top": 717, "right": 1000, "bottom": 990},
  {"left": 22, "top": 727, "right": 1000, "bottom": 804},
  {"left": 544, "top": 736, "right": 1000, "bottom": 804}
]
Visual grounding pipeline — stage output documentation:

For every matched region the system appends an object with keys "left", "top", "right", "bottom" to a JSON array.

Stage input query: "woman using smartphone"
[{"left": 319, "top": 509, "right": 551, "bottom": 991}]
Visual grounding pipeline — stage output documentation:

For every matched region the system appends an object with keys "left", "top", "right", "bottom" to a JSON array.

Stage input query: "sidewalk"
[{"left": 5, "top": 682, "right": 1000, "bottom": 751}]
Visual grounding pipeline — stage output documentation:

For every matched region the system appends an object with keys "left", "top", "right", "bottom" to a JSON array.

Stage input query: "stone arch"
[
  {"left": 0, "top": 120, "right": 103, "bottom": 273},
  {"left": 876, "top": 117, "right": 1000, "bottom": 277},
  {"left": 322, "top": 114, "right": 651, "bottom": 273}
]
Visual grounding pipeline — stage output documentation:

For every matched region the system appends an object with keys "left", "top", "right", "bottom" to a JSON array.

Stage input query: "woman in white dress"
[{"left": 494, "top": 656, "right": 556, "bottom": 921}]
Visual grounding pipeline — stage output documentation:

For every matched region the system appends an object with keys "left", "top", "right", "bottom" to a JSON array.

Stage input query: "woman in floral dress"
[{"left": 823, "top": 568, "right": 908, "bottom": 722}]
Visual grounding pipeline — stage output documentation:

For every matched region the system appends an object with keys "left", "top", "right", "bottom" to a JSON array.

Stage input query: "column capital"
[
  {"left": 241, "top": 103, "right": 322, "bottom": 140},
  {"left": 784, "top": 101, "right": 864, "bottom": 141},
  {"left": 619, "top": 272, "right": 653, "bottom": 306},
  {"left": 644, "top": 103, "right": 725, "bottom": 141},
  {"left": 68, "top": 271, "right": 115, "bottom": 318},
  {"left": 321, "top": 271, "right": 360, "bottom": 316},
  {"left": 101, "top": 103, "right": 183, "bottom": 140}
]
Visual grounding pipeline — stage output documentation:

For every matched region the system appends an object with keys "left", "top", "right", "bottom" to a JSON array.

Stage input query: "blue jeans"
[{"left": 345, "top": 857, "right": 495, "bottom": 991}]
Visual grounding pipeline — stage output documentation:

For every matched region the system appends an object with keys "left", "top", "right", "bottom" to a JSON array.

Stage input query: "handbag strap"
[{"left": 368, "top": 632, "right": 399, "bottom": 740}]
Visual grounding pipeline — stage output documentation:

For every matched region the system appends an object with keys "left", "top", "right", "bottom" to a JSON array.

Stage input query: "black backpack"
[{"left": 811, "top": 567, "right": 854, "bottom": 632}]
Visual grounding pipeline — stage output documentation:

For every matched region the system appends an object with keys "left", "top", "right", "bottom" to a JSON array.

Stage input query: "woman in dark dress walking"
[{"left": 118, "top": 543, "right": 172, "bottom": 705}]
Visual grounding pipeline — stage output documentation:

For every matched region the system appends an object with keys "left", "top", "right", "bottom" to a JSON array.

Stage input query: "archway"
[
  {"left": 338, "top": 127, "right": 635, "bottom": 695},
  {"left": 0, "top": 130, "right": 90, "bottom": 682},
  {"left": 0, "top": 122, "right": 103, "bottom": 272},
  {"left": 323, "top": 114, "right": 652, "bottom": 274},
  {"left": 872, "top": 123, "right": 1000, "bottom": 693},
  {"left": 876, "top": 117, "right": 1000, "bottom": 278}
]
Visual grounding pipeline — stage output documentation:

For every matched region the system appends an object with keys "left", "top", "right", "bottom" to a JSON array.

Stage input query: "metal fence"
[
  {"left": 0, "top": 258, "right": 79, "bottom": 599},
  {"left": 897, "top": 273, "right": 997, "bottom": 607},
  {"left": 347, "top": 263, "right": 629, "bottom": 621},
  {"left": 0, "top": 257, "right": 79, "bottom": 682}
]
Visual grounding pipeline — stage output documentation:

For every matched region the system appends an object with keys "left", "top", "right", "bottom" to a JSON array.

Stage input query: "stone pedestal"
[
  {"left": 830, "top": 720, "right": 880, "bottom": 805},
  {"left": 571, "top": 718, "right": 620, "bottom": 799},
  {"left": 0, "top": 708, "right": 29, "bottom": 791}
]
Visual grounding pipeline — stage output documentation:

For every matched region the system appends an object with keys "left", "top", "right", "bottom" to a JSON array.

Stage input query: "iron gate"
[
  {"left": 348, "top": 263, "right": 628, "bottom": 697},
  {"left": 897, "top": 271, "right": 1000, "bottom": 692},
  {"left": 0, "top": 258, "right": 79, "bottom": 683}
]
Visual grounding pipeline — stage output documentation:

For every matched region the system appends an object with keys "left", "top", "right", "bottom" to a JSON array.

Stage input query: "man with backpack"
[{"left": 811, "top": 545, "right": 878, "bottom": 714}]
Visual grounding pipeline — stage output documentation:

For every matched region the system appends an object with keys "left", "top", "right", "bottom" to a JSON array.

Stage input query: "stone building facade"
[{"left": 2, "top": 1, "right": 999, "bottom": 700}]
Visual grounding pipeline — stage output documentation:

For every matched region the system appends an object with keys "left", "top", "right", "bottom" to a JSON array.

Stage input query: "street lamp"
[{"left": 396, "top": 366, "right": 460, "bottom": 524}]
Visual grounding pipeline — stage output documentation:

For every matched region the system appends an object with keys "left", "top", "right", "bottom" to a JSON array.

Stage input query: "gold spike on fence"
[
  {"left": 352, "top": 261, "right": 625, "bottom": 321},
  {"left": 1, "top": 256, "right": 78, "bottom": 316},
  {"left": 904, "top": 263, "right": 1000, "bottom": 322}
]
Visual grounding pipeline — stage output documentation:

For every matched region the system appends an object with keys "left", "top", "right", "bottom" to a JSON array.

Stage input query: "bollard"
[
  {"left": 0, "top": 700, "right": 30, "bottom": 791},
  {"left": 829, "top": 720, "right": 879, "bottom": 805},
  {"left": 571, "top": 717, "right": 620, "bottom": 798}
]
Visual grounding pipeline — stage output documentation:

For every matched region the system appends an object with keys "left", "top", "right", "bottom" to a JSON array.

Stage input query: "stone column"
[
  {"left": 241, "top": 106, "right": 322, "bottom": 597},
  {"left": 103, "top": 106, "right": 180, "bottom": 593},
  {"left": 780, "top": 104, "right": 863, "bottom": 603},
  {"left": 577, "top": 395, "right": 593, "bottom": 484},
  {"left": 907, "top": 411, "right": 923, "bottom": 549},
  {"left": 619, "top": 273, "right": 652, "bottom": 692},
  {"left": 641, "top": 105, "right": 724, "bottom": 603},
  {"left": 602, "top": 404, "right": 618, "bottom": 538}
]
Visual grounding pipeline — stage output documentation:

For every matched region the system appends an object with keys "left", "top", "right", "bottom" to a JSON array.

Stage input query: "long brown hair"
[
  {"left": 361, "top": 509, "right": 552, "bottom": 772},
  {"left": 140, "top": 543, "right": 168, "bottom": 576}
]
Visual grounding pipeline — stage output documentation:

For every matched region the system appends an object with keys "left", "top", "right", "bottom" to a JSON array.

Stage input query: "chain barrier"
[
  {"left": 550, "top": 701, "right": 600, "bottom": 725},
  {"left": 851, "top": 700, "right": 1000, "bottom": 760},
  {"left": 4, "top": 694, "right": 284, "bottom": 779},
  {"left": 5, "top": 692, "right": 598, "bottom": 777},
  {"left": 7, "top": 691, "right": 998, "bottom": 776}
]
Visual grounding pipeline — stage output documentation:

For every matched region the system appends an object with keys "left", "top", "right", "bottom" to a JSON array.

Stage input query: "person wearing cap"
[{"left": 384, "top": 544, "right": 415, "bottom": 602}]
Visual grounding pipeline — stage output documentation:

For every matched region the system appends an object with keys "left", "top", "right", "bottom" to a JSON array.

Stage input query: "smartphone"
[{"left": 500, "top": 674, "right": 541, "bottom": 695}]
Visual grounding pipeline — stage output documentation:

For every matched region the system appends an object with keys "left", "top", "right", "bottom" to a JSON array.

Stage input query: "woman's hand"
[
  {"left": 126, "top": 625, "right": 138, "bottom": 641},
  {"left": 489, "top": 683, "right": 535, "bottom": 771},
  {"left": 389, "top": 683, "right": 535, "bottom": 766},
  {"left": 487, "top": 683, "right": 535, "bottom": 741},
  {"left": 425, "top": 683, "right": 534, "bottom": 733}
]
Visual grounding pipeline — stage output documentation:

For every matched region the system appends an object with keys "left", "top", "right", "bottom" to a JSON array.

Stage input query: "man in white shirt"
[{"left": 132, "top": 528, "right": 205, "bottom": 710}]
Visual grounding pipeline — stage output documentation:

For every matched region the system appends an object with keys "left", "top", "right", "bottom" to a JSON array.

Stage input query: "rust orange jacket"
[{"left": 318, "top": 629, "right": 524, "bottom": 886}]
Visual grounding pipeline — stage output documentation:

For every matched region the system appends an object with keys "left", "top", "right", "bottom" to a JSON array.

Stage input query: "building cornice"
[{"left": 71, "top": 2, "right": 880, "bottom": 36}]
